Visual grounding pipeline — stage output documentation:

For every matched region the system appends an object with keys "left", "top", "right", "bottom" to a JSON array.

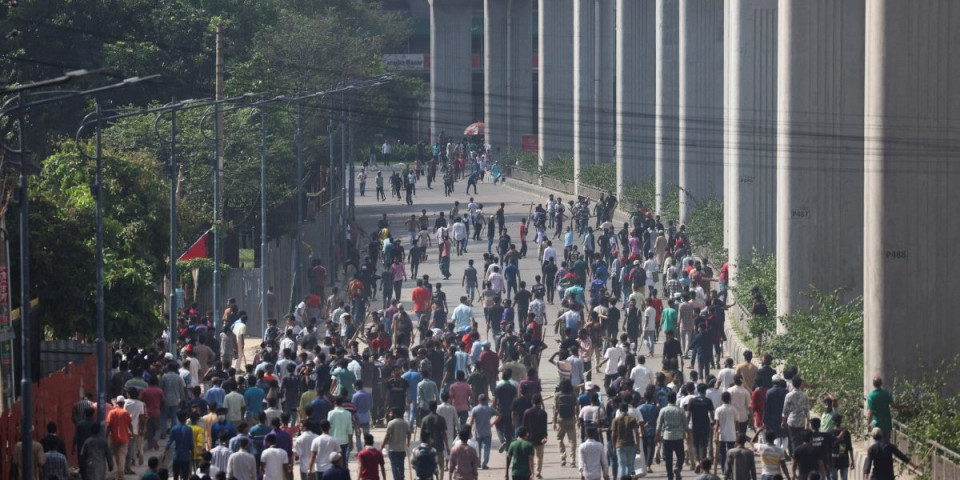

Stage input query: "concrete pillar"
[
  {"left": 574, "top": 0, "right": 616, "bottom": 195},
  {"left": 573, "top": 0, "right": 596, "bottom": 195},
  {"left": 598, "top": 0, "right": 616, "bottom": 166},
  {"left": 864, "top": 0, "right": 960, "bottom": 391},
  {"left": 677, "top": 0, "right": 723, "bottom": 223},
  {"left": 723, "top": 0, "right": 777, "bottom": 281},
  {"left": 776, "top": 0, "right": 864, "bottom": 319},
  {"left": 655, "top": 0, "right": 679, "bottom": 214},
  {"left": 616, "top": 0, "right": 656, "bottom": 201},
  {"left": 538, "top": 0, "right": 574, "bottom": 167},
  {"left": 429, "top": 0, "right": 473, "bottom": 142},
  {"left": 485, "top": 0, "right": 533, "bottom": 153}
]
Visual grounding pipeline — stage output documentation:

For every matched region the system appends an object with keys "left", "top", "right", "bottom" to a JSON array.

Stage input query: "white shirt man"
[
  {"left": 630, "top": 360, "right": 655, "bottom": 393},
  {"left": 643, "top": 305, "right": 657, "bottom": 332},
  {"left": 727, "top": 383, "right": 752, "bottom": 426},
  {"left": 528, "top": 297, "right": 546, "bottom": 326},
  {"left": 437, "top": 401, "right": 460, "bottom": 446},
  {"left": 309, "top": 431, "right": 341, "bottom": 475},
  {"left": 226, "top": 445, "right": 257, "bottom": 480},
  {"left": 601, "top": 344, "right": 625, "bottom": 376},
  {"left": 452, "top": 221, "right": 467, "bottom": 241},
  {"left": 260, "top": 441, "right": 289, "bottom": 480},
  {"left": 643, "top": 258, "right": 659, "bottom": 286},
  {"left": 487, "top": 271, "right": 505, "bottom": 294},
  {"left": 716, "top": 364, "right": 737, "bottom": 390},
  {"left": 715, "top": 398, "right": 738, "bottom": 444},
  {"left": 578, "top": 433, "right": 609, "bottom": 480},
  {"left": 123, "top": 396, "right": 145, "bottom": 438},
  {"left": 542, "top": 245, "right": 557, "bottom": 264}
]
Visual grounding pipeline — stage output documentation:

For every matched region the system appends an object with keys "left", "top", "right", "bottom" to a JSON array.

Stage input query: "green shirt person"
[
  {"left": 866, "top": 376, "right": 900, "bottom": 435},
  {"left": 661, "top": 305, "right": 678, "bottom": 335},
  {"left": 506, "top": 426, "right": 535, "bottom": 480}
]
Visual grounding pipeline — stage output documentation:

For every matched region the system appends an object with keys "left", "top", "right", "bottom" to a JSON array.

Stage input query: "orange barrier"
[{"left": 0, "top": 350, "right": 102, "bottom": 479}]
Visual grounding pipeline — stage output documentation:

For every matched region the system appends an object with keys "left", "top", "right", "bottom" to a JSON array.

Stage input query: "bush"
[
  {"left": 767, "top": 288, "right": 865, "bottom": 433},
  {"left": 894, "top": 356, "right": 960, "bottom": 460},
  {"left": 502, "top": 150, "right": 540, "bottom": 172},
  {"left": 579, "top": 163, "right": 617, "bottom": 192},
  {"left": 621, "top": 180, "right": 656, "bottom": 211},
  {"left": 392, "top": 144, "right": 418, "bottom": 164},
  {"left": 731, "top": 249, "right": 777, "bottom": 345},
  {"left": 686, "top": 198, "right": 727, "bottom": 264},
  {"left": 541, "top": 154, "right": 575, "bottom": 182}
]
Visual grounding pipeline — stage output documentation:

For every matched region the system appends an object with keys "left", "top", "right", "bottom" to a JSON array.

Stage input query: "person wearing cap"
[{"left": 106, "top": 396, "right": 133, "bottom": 478}]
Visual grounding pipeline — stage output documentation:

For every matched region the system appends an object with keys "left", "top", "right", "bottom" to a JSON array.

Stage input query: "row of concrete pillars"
[{"left": 427, "top": 0, "right": 960, "bottom": 390}]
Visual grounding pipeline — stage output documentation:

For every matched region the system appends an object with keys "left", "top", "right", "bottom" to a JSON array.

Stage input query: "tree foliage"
[
  {"left": 731, "top": 249, "right": 777, "bottom": 343},
  {"left": 621, "top": 180, "right": 680, "bottom": 221},
  {"left": 895, "top": 356, "right": 960, "bottom": 464},
  {"left": 7, "top": 145, "right": 168, "bottom": 344},
  {"left": 767, "top": 288, "right": 865, "bottom": 433},
  {"left": 579, "top": 163, "right": 616, "bottom": 193},
  {"left": 1, "top": 0, "right": 422, "bottom": 344},
  {"left": 540, "top": 155, "right": 574, "bottom": 182},
  {"left": 686, "top": 198, "right": 727, "bottom": 264}
]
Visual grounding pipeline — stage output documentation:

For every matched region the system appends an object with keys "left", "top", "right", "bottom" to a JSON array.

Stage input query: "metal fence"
[
  {"left": 0, "top": 350, "right": 104, "bottom": 478},
  {"left": 539, "top": 174, "right": 575, "bottom": 195},
  {"left": 189, "top": 202, "right": 338, "bottom": 335},
  {"left": 891, "top": 420, "right": 959, "bottom": 480}
]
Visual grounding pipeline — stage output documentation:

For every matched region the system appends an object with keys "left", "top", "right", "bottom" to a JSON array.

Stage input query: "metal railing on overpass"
[{"left": 892, "top": 419, "right": 959, "bottom": 480}]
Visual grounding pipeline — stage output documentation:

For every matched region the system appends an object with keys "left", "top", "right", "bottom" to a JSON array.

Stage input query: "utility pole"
[
  {"left": 340, "top": 98, "right": 347, "bottom": 249},
  {"left": 293, "top": 101, "right": 303, "bottom": 306},
  {"left": 16, "top": 91, "right": 33, "bottom": 480},
  {"left": 348, "top": 95, "right": 355, "bottom": 220},
  {"left": 93, "top": 101, "right": 106, "bottom": 428},
  {"left": 259, "top": 108, "right": 268, "bottom": 338},
  {"left": 213, "top": 24, "right": 225, "bottom": 331},
  {"left": 328, "top": 118, "right": 337, "bottom": 282},
  {"left": 165, "top": 106, "right": 179, "bottom": 355}
]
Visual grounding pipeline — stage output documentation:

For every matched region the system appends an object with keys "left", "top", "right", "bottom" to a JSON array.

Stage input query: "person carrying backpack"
[{"left": 411, "top": 431, "right": 438, "bottom": 480}]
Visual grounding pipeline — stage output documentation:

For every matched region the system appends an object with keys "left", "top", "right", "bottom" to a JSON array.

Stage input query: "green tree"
[
  {"left": 8, "top": 145, "right": 168, "bottom": 344},
  {"left": 767, "top": 288, "right": 864, "bottom": 433},
  {"left": 731, "top": 249, "right": 777, "bottom": 344},
  {"left": 686, "top": 198, "right": 727, "bottom": 264}
]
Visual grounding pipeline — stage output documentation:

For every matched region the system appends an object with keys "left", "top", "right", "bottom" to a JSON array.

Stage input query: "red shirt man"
[
  {"left": 106, "top": 399, "right": 133, "bottom": 445},
  {"left": 411, "top": 284, "right": 431, "bottom": 314},
  {"left": 357, "top": 439, "right": 385, "bottom": 480}
]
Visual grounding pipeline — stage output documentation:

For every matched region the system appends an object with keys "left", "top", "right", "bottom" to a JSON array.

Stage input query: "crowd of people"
[{"left": 15, "top": 137, "right": 916, "bottom": 480}]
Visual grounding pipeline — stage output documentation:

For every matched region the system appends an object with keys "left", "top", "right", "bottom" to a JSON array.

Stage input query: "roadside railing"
[{"left": 892, "top": 420, "right": 959, "bottom": 479}]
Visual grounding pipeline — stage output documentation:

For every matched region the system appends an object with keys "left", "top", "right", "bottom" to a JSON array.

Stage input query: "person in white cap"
[
  {"left": 105, "top": 396, "right": 133, "bottom": 478},
  {"left": 322, "top": 451, "right": 350, "bottom": 480}
]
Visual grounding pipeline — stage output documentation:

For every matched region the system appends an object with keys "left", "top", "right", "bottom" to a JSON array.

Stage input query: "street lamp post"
[
  {"left": 15, "top": 90, "right": 32, "bottom": 479},
  {"left": 259, "top": 108, "right": 268, "bottom": 338},
  {"left": 348, "top": 95, "right": 355, "bottom": 220},
  {"left": 294, "top": 101, "right": 303, "bottom": 307},
  {"left": 212, "top": 102, "right": 222, "bottom": 332},
  {"left": 328, "top": 117, "right": 337, "bottom": 282},
  {"left": 1, "top": 71, "right": 154, "bottom": 480},
  {"left": 154, "top": 100, "right": 190, "bottom": 355}
]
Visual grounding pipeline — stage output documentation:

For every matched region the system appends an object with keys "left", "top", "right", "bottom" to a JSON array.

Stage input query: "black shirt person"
[{"left": 863, "top": 428, "right": 918, "bottom": 480}]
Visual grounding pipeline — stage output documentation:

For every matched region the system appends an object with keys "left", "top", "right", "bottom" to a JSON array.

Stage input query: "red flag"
[{"left": 178, "top": 230, "right": 210, "bottom": 262}]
